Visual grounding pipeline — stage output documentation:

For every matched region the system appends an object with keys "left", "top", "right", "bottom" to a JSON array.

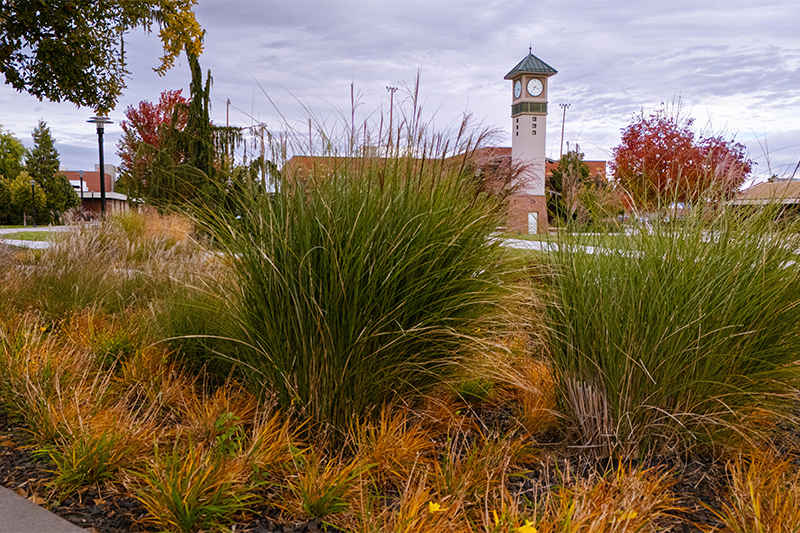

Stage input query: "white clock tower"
[{"left": 504, "top": 51, "right": 557, "bottom": 234}]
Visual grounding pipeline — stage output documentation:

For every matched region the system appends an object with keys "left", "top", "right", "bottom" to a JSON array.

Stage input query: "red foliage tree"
[
  {"left": 611, "top": 105, "right": 753, "bottom": 209},
  {"left": 116, "top": 89, "right": 189, "bottom": 197}
]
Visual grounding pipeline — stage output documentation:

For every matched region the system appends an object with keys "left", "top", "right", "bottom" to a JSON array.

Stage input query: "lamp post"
[
  {"left": 559, "top": 103, "right": 571, "bottom": 159},
  {"left": 87, "top": 115, "right": 112, "bottom": 215},
  {"left": 78, "top": 170, "right": 84, "bottom": 206},
  {"left": 30, "top": 180, "right": 37, "bottom": 227}
]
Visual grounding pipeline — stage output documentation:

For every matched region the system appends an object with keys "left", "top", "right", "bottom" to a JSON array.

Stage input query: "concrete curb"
[
  {"left": 0, "top": 239, "right": 51, "bottom": 249},
  {"left": 0, "top": 486, "right": 86, "bottom": 532}
]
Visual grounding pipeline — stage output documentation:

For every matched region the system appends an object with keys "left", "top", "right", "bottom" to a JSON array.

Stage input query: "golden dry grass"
[{"left": 706, "top": 450, "right": 800, "bottom": 533}]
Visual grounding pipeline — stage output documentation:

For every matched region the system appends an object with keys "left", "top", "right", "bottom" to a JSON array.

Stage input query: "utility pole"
[
  {"left": 226, "top": 99, "right": 230, "bottom": 127},
  {"left": 386, "top": 86, "right": 397, "bottom": 154},
  {"left": 559, "top": 103, "right": 571, "bottom": 159}
]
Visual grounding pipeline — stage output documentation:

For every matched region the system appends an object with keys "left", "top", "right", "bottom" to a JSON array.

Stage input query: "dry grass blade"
[
  {"left": 352, "top": 406, "right": 433, "bottom": 489},
  {"left": 284, "top": 446, "right": 371, "bottom": 520},
  {"left": 705, "top": 451, "right": 800, "bottom": 533},
  {"left": 540, "top": 463, "right": 682, "bottom": 533}
]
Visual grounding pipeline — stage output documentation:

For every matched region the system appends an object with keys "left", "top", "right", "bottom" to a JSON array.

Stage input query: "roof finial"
[{"left": 529, "top": 43, "right": 532, "bottom": 54}]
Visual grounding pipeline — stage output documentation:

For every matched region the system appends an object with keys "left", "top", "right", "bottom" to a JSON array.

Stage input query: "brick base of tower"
[{"left": 506, "top": 194, "right": 548, "bottom": 235}]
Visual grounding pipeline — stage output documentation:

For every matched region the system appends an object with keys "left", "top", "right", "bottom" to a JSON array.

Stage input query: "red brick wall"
[
  {"left": 506, "top": 194, "right": 548, "bottom": 234},
  {"left": 61, "top": 170, "right": 112, "bottom": 193}
]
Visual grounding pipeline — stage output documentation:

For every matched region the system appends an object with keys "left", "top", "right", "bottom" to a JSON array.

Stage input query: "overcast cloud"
[{"left": 1, "top": 0, "right": 798, "bottom": 182}]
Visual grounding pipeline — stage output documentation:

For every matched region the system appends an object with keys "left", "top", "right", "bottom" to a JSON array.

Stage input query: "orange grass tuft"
[
  {"left": 352, "top": 407, "right": 434, "bottom": 489},
  {"left": 539, "top": 462, "right": 681, "bottom": 533},
  {"left": 706, "top": 451, "right": 800, "bottom": 533}
]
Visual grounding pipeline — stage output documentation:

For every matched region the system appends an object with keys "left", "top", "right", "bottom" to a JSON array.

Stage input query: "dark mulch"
[
  {"left": 0, "top": 403, "right": 348, "bottom": 533},
  {"left": 4, "top": 398, "right": 796, "bottom": 533}
]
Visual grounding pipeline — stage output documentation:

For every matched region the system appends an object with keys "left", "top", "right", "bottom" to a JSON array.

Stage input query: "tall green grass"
[
  {"left": 199, "top": 114, "right": 520, "bottom": 438},
  {"left": 545, "top": 203, "right": 800, "bottom": 457}
]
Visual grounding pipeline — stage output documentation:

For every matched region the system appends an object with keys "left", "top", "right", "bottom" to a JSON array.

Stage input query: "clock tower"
[{"left": 505, "top": 51, "right": 557, "bottom": 234}]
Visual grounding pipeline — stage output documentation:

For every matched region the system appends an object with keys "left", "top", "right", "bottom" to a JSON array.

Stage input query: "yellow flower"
[
  {"left": 493, "top": 509, "right": 500, "bottom": 525},
  {"left": 428, "top": 501, "right": 447, "bottom": 513},
  {"left": 618, "top": 510, "right": 638, "bottom": 521},
  {"left": 515, "top": 520, "right": 538, "bottom": 533}
]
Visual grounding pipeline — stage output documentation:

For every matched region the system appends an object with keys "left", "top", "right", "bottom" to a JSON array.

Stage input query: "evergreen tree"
[
  {"left": 149, "top": 49, "right": 224, "bottom": 207},
  {"left": 24, "top": 120, "right": 78, "bottom": 223},
  {"left": 25, "top": 120, "right": 60, "bottom": 185},
  {"left": 185, "top": 50, "right": 215, "bottom": 179}
]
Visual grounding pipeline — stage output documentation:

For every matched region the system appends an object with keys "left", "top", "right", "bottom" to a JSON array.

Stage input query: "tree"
[
  {"left": 9, "top": 171, "right": 46, "bottom": 225},
  {"left": 147, "top": 50, "right": 225, "bottom": 206},
  {"left": 25, "top": 120, "right": 60, "bottom": 185},
  {"left": 611, "top": 104, "right": 753, "bottom": 209},
  {"left": 0, "top": 0, "right": 203, "bottom": 112},
  {"left": 48, "top": 173, "right": 80, "bottom": 223},
  {"left": 116, "top": 89, "right": 189, "bottom": 197},
  {"left": 24, "top": 120, "right": 79, "bottom": 223},
  {"left": 0, "top": 125, "right": 24, "bottom": 180},
  {"left": 0, "top": 176, "right": 11, "bottom": 224},
  {"left": 547, "top": 151, "right": 591, "bottom": 221}
]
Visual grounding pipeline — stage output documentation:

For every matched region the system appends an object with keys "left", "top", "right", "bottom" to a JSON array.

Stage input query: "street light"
[
  {"left": 30, "top": 179, "right": 37, "bottom": 227},
  {"left": 87, "top": 115, "right": 112, "bottom": 215},
  {"left": 78, "top": 170, "right": 84, "bottom": 205},
  {"left": 559, "top": 103, "right": 571, "bottom": 159}
]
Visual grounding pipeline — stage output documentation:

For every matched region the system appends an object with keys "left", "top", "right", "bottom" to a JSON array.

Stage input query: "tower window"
[
  {"left": 532, "top": 124, "right": 536, "bottom": 129},
  {"left": 532, "top": 130, "right": 537, "bottom": 135},
  {"left": 532, "top": 117, "right": 537, "bottom": 122}
]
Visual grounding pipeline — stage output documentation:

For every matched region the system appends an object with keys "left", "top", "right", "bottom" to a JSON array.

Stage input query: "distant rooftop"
[
  {"left": 504, "top": 53, "right": 557, "bottom": 79},
  {"left": 729, "top": 179, "right": 800, "bottom": 205}
]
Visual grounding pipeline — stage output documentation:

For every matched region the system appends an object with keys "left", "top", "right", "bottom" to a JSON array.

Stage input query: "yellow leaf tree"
[{"left": 0, "top": 0, "right": 204, "bottom": 112}]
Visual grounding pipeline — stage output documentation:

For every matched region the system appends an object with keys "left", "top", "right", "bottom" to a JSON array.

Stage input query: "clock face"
[
  {"left": 527, "top": 78, "right": 543, "bottom": 97},
  {"left": 514, "top": 80, "right": 521, "bottom": 98}
]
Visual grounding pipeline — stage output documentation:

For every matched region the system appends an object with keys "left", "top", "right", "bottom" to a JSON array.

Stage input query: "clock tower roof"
[{"left": 504, "top": 52, "right": 557, "bottom": 79}]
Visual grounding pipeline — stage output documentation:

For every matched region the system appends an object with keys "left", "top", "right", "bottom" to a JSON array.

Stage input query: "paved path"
[
  {"left": 0, "top": 226, "right": 67, "bottom": 250},
  {"left": 499, "top": 237, "right": 600, "bottom": 254},
  {"left": 0, "top": 486, "right": 85, "bottom": 532},
  {"left": 0, "top": 226, "right": 67, "bottom": 234}
]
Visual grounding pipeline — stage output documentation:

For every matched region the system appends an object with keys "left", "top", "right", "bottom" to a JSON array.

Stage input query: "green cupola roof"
[{"left": 504, "top": 52, "right": 557, "bottom": 79}]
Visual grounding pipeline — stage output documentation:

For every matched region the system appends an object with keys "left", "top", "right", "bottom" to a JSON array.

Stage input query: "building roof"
[
  {"left": 504, "top": 53, "right": 557, "bottom": 79},
  {"left": 729, "top": 179, "right": 800, "bottom": 205}
]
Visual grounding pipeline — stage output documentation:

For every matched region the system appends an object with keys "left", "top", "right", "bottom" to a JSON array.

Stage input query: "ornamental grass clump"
[
  {"left": 546, "top": 201, "right": 800, "bottom": 457},
  {"left": 199, "top": 105, "right": 521, "bottom": 439}
]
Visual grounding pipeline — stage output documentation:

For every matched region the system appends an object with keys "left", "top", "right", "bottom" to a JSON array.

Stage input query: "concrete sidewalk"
[
  {"left": 0, "top": 226, "right": 65, "bottom": 249},
  {"left": 0, "top": 486, "right": 85, "bottom": 532}
]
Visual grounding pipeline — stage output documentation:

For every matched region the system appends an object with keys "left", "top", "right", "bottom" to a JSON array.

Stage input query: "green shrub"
[
  {"left": 200, "top": 116, "right": 518, "bottom": 439},
  {"left": 545, "top": 203, "right": 800, "bottom": 457}
]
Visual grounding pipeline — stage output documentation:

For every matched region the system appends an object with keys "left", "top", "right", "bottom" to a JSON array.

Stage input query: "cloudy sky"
[{"left": 1, "top": 0, "right": 798, "bottom": 183}]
